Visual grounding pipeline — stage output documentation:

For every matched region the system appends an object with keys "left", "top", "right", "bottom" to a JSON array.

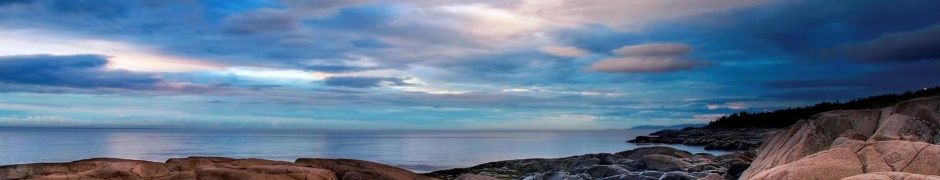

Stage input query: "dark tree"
[{"left": 705, "top": 86, "right": 940, "bottom": 129}]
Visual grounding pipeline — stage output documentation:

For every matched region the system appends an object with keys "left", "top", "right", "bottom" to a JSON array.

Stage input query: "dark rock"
[
  {"left": 638, "top": 171, "right": 664, "bottom": 178},
  {"left": 616, "top": 147, "right": 692, "bottom": 159},
  {"left": 598, "top": 174, "right": 658, "bottom": 180},
  {"left": 639, "top": 155, "right": 691, "bottom": 172},
  {"left": 524, "top": 172, "right": 590, "bottom": 180},
  {"left": 660, "top": 171, "right": 696, "bottom": 180},
  {"left": 628, "top": 128, "right": 778, "bottom": 151},
  {"left": 428, "top": 146, "right": 751, "bottom": 180},
  {"left": 454, "top": 174, "right": 499, "bottom": 180},
  {"left": 582, "top": 165, "right": 629, "bottom": 178}
]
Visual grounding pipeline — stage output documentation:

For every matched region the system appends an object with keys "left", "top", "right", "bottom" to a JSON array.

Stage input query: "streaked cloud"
[
  {"left": 829, "top": 25, "right": 940, "bottom": 62},
  {"left": 589, "top": 43, "right": 709, "bottom": 73},
  {"left": 0, "top": 54, "right": 163, "bottom": 89},
  {"left": 323, "top": 76, "right": 413, "bottom": 88},
  {"left": 539, "top": 46, "right": 590, "bottom": 58},
  {"left": 612, "top": 43, "right": 691, "bottom": 57}
]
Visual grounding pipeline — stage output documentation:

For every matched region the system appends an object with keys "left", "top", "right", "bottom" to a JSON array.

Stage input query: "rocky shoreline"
[
  {"left": 0, "top": 156, "right": 438, "bottom": 180},
  {"left": 3, "top": 97, "right": 939, "bottom": 180},
  {"left": 627, "top": 127, "right": 777, "bottom": 151},
  {"left": 425, "top": 147, "right": 755, "bottom": 180},
  {"left": 0, "top": 146, "right": 755, "bottom": 180}
]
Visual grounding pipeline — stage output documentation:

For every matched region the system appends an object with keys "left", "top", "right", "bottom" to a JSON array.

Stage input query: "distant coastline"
[{"left": 627, "top": 123, "right": 705, "bottom": 130}]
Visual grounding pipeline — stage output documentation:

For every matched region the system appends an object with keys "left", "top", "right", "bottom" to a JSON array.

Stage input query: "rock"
[
  {"left": 427, "top": 146, "right": 746, "bottom": 180},
  {"left": 627, "top": 136, "right": 655, "bottom": 143},
  {"left": 598, "top": 174, "right": 658, "bottom": 180},
  {"left": 247, "top": 165, "right": 337, "bottom": 180},
  {"left": 0, "top": 157, "right": 440, "bottom": 180},
  {"left": 523, "top": 172, "right": 590, "bottom": 180},
  {"left": 890, "top": 97, "right": 940, "bottom": 125},
  {"left": 869, "top": 114, "right": 940, "bottom": 143},
  {"left": 628, "top": 128, "right": 777, "bottom": 151},
  {"left": 700, "top": 173, "right": 723, "bottom": 180},
  {"left": 295, "top": 158, "right": 436, "bottom": 180},
  {"left": 582, "top": 165, "right": 629, "bottom": 178},
  {"left": 639, "top": 155, "right": 691, "bottom": 172},
  {"left": 426, "top": 153, "right": 632, "bottom": 179},
  {"left": 842, "top": 172, "right": 940, "bottom": 180},
  {"left": 616, "top": 146, "right": 692, "bottom": 159},
  {"left": 749, "top": 148, "right": 864, "bottom": 180},
  {"left": 165, "top": 156, "right": 236, "bottom": 171},
  {"left": 743, "top": 97, "right": 940, "bottom": 180},
  {"left": 660, "top": 171, "right": 696, "bottom": 180},
  {"left": 690, "top": 153, "right": 716, "bottom": 164},
  {"left": 454, "top": 174, "right": 500, "bottom": 180},
  {"left": 742, "top": 109, "right": 887, "bottom": 179},
  {"left": 903, "top": 143, "right": 940, "bottom": 175},
  {"left": 638, "top": 171, "right": 664, "bottom": 178}
]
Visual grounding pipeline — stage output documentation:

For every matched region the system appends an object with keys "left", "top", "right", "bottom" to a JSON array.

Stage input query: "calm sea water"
[{"left": 0, "top": 128, "right": 729, "bottom": 172}]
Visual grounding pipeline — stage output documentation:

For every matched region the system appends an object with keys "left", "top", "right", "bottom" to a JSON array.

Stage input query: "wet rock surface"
[
  {"left": 0, "top": 157, "right": 436, "bottom": 180},
  {"left": 628, "top": 127, "right": 778, "bottom": 151},
  {"left": 425, "top": 146, "right": 755, "bottom": 180}
]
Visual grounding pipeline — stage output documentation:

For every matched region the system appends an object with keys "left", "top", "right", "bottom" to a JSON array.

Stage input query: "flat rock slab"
[{"left": 0, "top": 157, "right": 438, "bottom": 180}]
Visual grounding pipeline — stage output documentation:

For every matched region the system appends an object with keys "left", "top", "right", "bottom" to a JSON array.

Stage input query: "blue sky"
[{"left": 0, "top": 0, "right": 938, "bottom": 130}]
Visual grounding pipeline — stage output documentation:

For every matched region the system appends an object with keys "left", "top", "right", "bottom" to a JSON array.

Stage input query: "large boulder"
[
  {"left": 842, "top": 172, "right": 940, "bottom": 180},
  {"left": 295, "top": 158, "right": 436, "bottom": 180},
  {"left": 0, "top": 157, "right": 442, "bottom": 180},
  {"left": 743, "top": 97, "right": 940, "bottom": 180},
  {"left": 748, "top": 148, "right": 865, "bottom": 180},
  {"left": 639, "top": 155, "right": 691, "bottom": 172},
  {"left": 454, "top": 174, "right": 500, "bottom": 180},
  {"left": 616, "top": 147, "right": 692, "bottom": 159}
]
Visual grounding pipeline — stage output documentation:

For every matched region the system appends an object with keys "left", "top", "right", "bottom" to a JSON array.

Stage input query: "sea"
[{"left": 0, "top": 128, "right": 731, "bottom": 172}]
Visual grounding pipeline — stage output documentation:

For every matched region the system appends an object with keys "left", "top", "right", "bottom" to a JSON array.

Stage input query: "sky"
[{"left": 0, "top": 0, "right": 939, "bottom": 130}]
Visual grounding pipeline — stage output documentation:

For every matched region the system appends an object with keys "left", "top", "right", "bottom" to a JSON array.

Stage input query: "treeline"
[{"left": 705, "top": 86, "right": 940, "bottom": 128}]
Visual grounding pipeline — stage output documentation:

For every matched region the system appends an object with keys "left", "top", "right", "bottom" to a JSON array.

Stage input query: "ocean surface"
[{"left": 0, "top": 128, "right": 730, "bottom": 172}]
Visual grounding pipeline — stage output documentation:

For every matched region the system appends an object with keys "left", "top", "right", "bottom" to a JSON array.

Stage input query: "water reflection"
[{"left": 0, "top": 128, "right": 730, "bottom": 172}]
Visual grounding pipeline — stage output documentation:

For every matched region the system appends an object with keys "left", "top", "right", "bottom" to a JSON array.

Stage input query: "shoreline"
[
  {"left": 627, "top": 127, "right": 778, "bottom": 151},
  {"left": 0, "top": 144, "right": 754, "bottom": 180}
]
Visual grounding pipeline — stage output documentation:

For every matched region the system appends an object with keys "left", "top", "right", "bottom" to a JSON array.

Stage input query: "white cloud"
[
  {"left": 539, "top": 46, "right": 590, "bottom": 58},
  {"left": 0, "top": 29, "right": 222, "bottom": 72},
  {"left": 515, "top": 0, "right": 768, "bottom": 31},
  {"left": 589, "top": 43, "right": 709, "bottom": 73}
]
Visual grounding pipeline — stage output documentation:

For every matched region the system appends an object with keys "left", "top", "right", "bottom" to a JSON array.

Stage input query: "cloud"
[
  {"left": 829, "top": 24, "right": 940, "bottom": 62},
  {"left": 539, "top": 46, "right": 590, "bottom": 58},
  {"left": 304, "top": 65, "right": 375, "bottom": 73},
  {"left": 612, "top": 43, "right": 691, "bottom": 57},
  {"left": 323, "top": 76, "right": 413, "bottom": 88},
  {"left": 222, "top": 8, "right": 303, "bottom": 35},
  {"left": 517, "top": 0, "right": 767, "bottom": 31},
  {"left": 0, "top": 54, "right": 165, "bottom": 89},
  {"left": 701, "top": 1, "right": 940, "bottom": 54},
  {"left": 763, "top": 60, "right": 940, "bottom": 93},
  {"left": 588, "top": 43, "right": 709, "bottom": 73},
  {"left": 588, "top": 57, "right": 706, "bottom": 73}
]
